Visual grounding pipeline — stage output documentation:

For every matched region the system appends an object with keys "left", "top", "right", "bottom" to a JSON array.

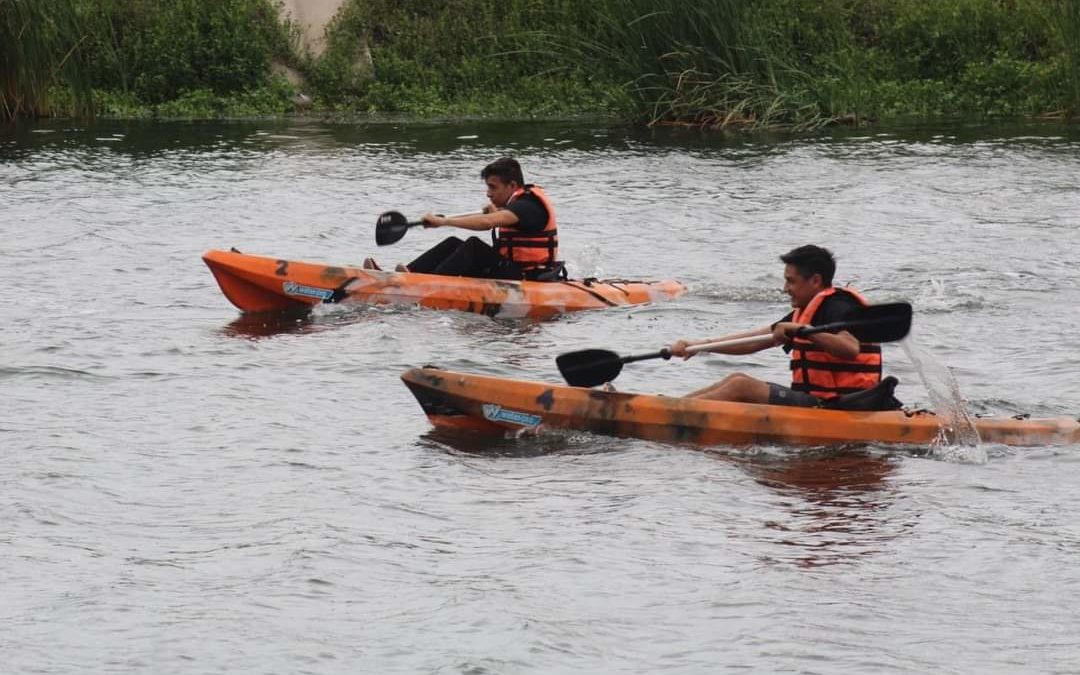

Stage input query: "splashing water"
[
  {"left": 570, "top": 244, "right": 604, "bottom": 279},
  {"left": 900, "top": 339, "right": 987, "bottom": 463}
]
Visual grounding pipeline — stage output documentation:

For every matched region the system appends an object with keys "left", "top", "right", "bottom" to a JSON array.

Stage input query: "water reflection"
[
  {"left": 416, "top": 426, "right": 606, "bottom": 457},
  {"left": 216, "top": 301, "right": 461, "bottom": 339},
  {"left": 219, "top": 310, "right": 316, "bottom": 339},
  {"left": 739, "top": 449, "right": 908, "bottom": 568}
]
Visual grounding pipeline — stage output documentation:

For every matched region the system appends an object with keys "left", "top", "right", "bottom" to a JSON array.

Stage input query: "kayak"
[
  {"left": 401, "top": 367, "right": 1080, "bottom": 448},
  {"left": 203, "top": 249, "right": 686, "bottom": 319}
]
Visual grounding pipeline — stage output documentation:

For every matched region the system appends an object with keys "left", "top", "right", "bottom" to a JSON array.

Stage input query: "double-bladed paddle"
[
  {"left": 556, "top": 302, "right": 913, "bottom": 387},
  {"left": 375, "top": 210, "right": 481, "bottom": 246}
]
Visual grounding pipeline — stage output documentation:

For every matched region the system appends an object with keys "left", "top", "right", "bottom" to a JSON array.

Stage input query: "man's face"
[
  {"left": 783, "top": 263, "right": 823, "bottom": 309},
  {"left": 486, "top": 176, "right": 517, "bottom": 207}
]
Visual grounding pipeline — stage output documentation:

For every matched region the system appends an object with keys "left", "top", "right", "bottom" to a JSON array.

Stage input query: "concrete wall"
[{"left": 279, "top": 0, "right": 348, "bottom": 57}]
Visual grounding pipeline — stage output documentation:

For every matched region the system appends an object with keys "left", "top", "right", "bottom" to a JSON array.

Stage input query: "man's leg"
[
  {"left": 763, "top": 384, "right": 822, "bottom": 407},
  {"left": 686, "top": 373, "right": 771, "bottom": 402},
  {"left": 406, "top": 236, "right": 464, "bottom": 273},
  {"left": 433, "top": 237, "right": 519, "bottom": 278}
]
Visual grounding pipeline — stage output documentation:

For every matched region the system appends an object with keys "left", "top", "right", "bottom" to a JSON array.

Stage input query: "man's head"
[
  {"left": 481, "top": 157, "right": 525, "bottom": 207},
  {"left": 780, "top": 245, "right": 836, "bottom": 308}
]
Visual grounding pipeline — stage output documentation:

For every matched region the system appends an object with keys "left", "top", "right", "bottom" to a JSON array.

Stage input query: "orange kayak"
[
  {"left": 401, "top": 367, "right": 1080, "bottom": 448},
  {"left": 203, "top": 249, "right": 686, "bottom": 319}
]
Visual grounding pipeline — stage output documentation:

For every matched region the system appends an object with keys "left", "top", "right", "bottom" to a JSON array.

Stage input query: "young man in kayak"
[
  {"left": 669, "top": 245, "right": 882, "bottom": 405},
  {"left": 363, "top": 157, "right": 560, "bottom": 280}
]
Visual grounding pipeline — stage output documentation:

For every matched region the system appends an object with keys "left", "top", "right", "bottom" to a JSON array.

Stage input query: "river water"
[{"left": 3, "top": 118, "right": 1079, "bottom": 674}]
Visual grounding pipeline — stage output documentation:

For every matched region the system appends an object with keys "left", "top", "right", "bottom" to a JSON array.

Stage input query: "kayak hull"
[
  {"left": 401, "top": 367, "right": 1080, "bottom": 448},
  {"left": 202, "top": 249, "right": 686, "bottom": 319}
]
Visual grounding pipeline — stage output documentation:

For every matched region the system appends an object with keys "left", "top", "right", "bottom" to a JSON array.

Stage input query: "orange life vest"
[
  {"left": 789, "top": 287, "right": 882, "bottom": 399},
  {"left": 493, "top": 185, "right": 558, "bottom": 271}
]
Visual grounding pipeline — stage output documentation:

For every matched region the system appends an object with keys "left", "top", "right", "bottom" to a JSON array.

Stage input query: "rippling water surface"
[{"left": 3, "top": 119, "right": 1080, "bottom": 674}]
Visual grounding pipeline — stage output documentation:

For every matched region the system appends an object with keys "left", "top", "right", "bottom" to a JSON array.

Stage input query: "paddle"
[
  {"left": 375, "top": 210, "right": 481, "bottom": 246},
  {"left": 556, "top": 302, "right": 913, "bottom": 387}
]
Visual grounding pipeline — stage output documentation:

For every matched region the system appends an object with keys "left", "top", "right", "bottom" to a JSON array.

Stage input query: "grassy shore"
[{"left": 3, "top": 0, "right": 1078, "bottom": 127}]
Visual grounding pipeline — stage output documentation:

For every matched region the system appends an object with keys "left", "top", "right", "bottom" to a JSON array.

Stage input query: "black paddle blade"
[
  {"left": 556, "top": 348, "right": 624, "bottom": 387},
  {"left": 375, "top": 210, "right": 410, "bottom": 246},
  {"left": 844, "top": 302, "right": 913, "bottom": 343}
]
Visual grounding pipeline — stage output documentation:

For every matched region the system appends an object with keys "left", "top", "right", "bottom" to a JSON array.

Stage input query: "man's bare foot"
[
  {"left": 362, "top": 257, "right": 382, "bottom": 270},
  {"left": 395, "top": 263, "right": 409, "bottom": 272}
]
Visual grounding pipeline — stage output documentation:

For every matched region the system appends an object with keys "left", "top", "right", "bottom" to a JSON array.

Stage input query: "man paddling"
[
  {"left": 364, "top": 157, "right": 560, "bottom": 280},
  {"left": 670, "top": 245, "right": 883, "bottom": 405}
]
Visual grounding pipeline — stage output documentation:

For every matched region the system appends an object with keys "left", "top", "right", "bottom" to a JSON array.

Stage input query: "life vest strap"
[
  {"left": 496, "top": 230, "right": 558, "bottom": 241},
  {"left": 793, "top": 343, "right": 882, "bottom": 354},
  {"left": 792, "top": 383, "right": 874, "bottom": 395},
  {"left": 495, "top": 239, "right": 559, "bottom": 249},
  {"left": 790, "top": 360, "right": 882, "bottom": 373}
]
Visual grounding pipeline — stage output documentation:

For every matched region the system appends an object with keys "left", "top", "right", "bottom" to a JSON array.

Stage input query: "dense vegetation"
[
  {"left": 3, "top": 0, "right": 1078, "bottom": 127},
  {"left": 1, "top": 0, "right": 294, "bottom": 119}
]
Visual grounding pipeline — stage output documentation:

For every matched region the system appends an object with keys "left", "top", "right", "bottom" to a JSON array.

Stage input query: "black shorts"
[{"left": 767, "top": 383, "right": 822, "bottom": 408}]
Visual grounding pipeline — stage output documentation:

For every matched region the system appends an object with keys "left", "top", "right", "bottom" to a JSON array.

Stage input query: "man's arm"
[{"left": 422, "top": 209, "right": 519, "bottom": 231}]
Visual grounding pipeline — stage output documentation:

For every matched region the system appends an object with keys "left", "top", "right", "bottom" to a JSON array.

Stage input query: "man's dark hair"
[
  {"left": 780, "top": 245, "right": 836, "bottom": 286},
  {"left": 481, "top": 157, "right": 525, "bottom": 186}
]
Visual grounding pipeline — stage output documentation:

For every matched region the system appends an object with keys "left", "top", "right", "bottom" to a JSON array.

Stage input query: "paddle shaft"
[
  {"left": 612, "top": 335, "right": 773, "bottom": 367},
  {"left": 678, "top": 317, "right": 881, "bottom": 356},
  {"left": 555, "top": 338, "right": 770, "bottom": 388},
  {"left": 654, "top": 318, "right": 880, "bottom": 361}
]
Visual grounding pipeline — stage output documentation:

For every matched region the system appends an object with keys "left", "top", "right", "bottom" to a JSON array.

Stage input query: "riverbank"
[{"left": 3, "top": 0, "right": 1078, "bottom": 127}]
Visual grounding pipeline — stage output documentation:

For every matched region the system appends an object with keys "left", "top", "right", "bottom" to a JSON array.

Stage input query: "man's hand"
[
  {"left": 421, "top": 213, "right": 446, "bottom": 228},
  {"left": 771, "top": 321, "right": 801, "bottom": 345},
  {"left": 668, "top": 339, "right": 696, "bottom": 360}
]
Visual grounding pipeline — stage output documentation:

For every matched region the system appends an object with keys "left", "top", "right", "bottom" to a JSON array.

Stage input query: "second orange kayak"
[
  {"left": 203, "top": 249, "right": 686, "bottom": 319},
  {"left": 401, "top": 367, "right": 1080, "bottom": 448}
]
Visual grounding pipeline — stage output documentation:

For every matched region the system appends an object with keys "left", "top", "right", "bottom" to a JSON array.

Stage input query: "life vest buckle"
[{"left": 527, "top": 261, "right": 568, "bottom": 282}]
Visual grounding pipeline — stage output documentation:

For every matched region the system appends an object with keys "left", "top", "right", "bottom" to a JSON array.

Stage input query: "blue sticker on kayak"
[
  {"left": 282, "top": 281, "right": 334, "bottom": 301},
  {"left": 482, "top": 404, "right": 542, "bottom": 427}
]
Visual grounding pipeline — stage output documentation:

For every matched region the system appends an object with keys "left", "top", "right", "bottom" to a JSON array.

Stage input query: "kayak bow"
[
  {"left": 203, "top": 249, "right": 686, "bottom": 319},
  {"left": 401, "top": 367, "right": 1080, "bottom": 448}
]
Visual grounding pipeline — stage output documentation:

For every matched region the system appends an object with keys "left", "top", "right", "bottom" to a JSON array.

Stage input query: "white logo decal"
[
  {"left": 482, "top": 404, "right": 542, "bottom": 427},
  {"left": 283, "top": 281, "right": 333, "bottom": 301}
]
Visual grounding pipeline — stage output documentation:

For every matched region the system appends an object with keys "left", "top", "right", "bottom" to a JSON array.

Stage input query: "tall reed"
[
  {"left": 1049, "top": 0, "right": 1080, "bottom": 114},
  {"left": 540, "top": 0, "right": 822, "bottom": 128},
  {"left": 0, "top": 0, "right": 92, "bottom": 120}
]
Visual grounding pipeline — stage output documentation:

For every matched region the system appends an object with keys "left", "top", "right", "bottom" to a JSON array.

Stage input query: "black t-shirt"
[{"left": 503, "top": 192, "right": 549, "bottom": 234}]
